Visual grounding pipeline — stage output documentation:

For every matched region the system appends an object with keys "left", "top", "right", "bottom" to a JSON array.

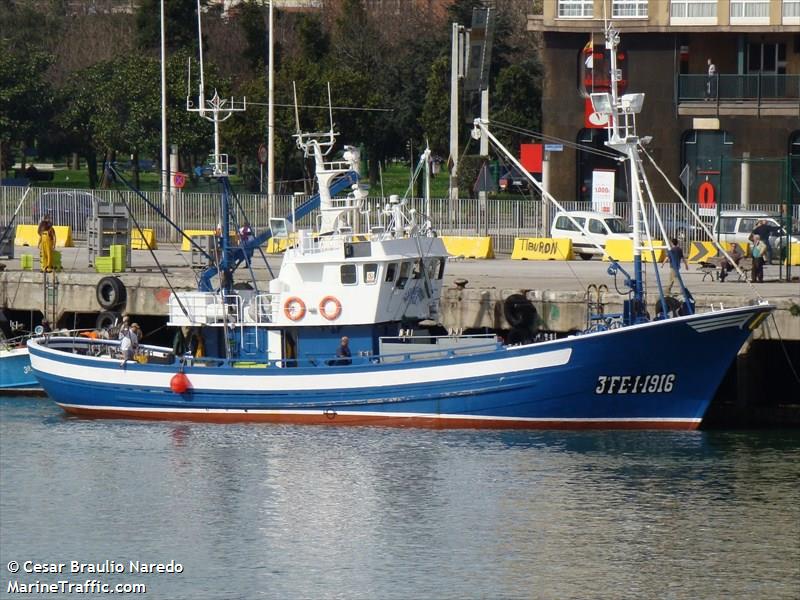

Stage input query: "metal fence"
[{"left": 1, "top": 185, "right": 797, "bottom": 255}]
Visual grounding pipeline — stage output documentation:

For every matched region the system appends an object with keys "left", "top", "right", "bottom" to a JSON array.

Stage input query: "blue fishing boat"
[
  {"left": 1, "top": 341, "right": 38, "bottom": 389},
  {"left": 27, "top": 23, "right": 772, "bottom": 429}
]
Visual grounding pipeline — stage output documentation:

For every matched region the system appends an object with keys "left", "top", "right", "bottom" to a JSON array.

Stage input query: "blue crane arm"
[{"left": 197, "top": 170, "right": 360, "bottom": 291}]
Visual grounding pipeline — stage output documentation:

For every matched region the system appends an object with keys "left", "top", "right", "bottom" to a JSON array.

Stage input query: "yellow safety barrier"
[
  {"left": 132, "top": 228, "right": 157, "bottom": 250},
  {"left": 15, "top": 224, "right": 73, "bottom": 248},
  {"left": 687, "top": 241, "right": 718, "bottom": 263},
  {"left": 602, "top": 239, "right": 666, "bottom": 262},
  {"left": 511, "top": 237, "right": 571, "bottom": 260},
  {"left": 723, "top": 242, "right": 749, "bottom": 257},
  {"left": 785, "top": 242, "right": 800, "bottom": 266},
  {"left": 266, "top": 237, "right": 297, "bottom": 253},
  {"left": 441, "top": 236, "right": 494, "bottom": 259},
  {"left": 181, "top": 230, "right": 216, "bottom": 251}
]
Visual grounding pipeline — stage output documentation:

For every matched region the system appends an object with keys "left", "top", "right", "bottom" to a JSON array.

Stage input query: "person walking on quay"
[
  {"left": 660, "top": 238, "right": 689, "bottom": 295},
  {"left": 37, "top": 214, "right": 56, "bottom": 272},
  {"left": 750, "top": 234, "right": 767, "bottom": 283},
  {"left": 706, "top": 58, "right": 717, "bottom": 99}
]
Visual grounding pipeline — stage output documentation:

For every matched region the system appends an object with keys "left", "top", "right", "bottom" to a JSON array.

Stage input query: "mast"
[{"left": 589, "top": 23, "right": 647, "bottom": 318}]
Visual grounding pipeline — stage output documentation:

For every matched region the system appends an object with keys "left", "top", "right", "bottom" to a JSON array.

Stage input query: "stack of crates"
[
  {"left": 52, "top": 250, "right": 62, "bottom": 271},
  {"left": 20, "top": 254, "right": 33, "bottom": 270},
  {"left": 110, "top": 244, "right": 126, "bottom": 272}
]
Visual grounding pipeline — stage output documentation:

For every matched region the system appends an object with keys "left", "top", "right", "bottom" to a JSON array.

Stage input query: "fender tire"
[
  {"left": 503, "top": 293, "right": 537, "bottom": 328},
  {"left": 97, "top": 276, "right": 126, "bottom": 310},
  {"left": 96, "top": 310, "right": 120, "bottom": 331}
]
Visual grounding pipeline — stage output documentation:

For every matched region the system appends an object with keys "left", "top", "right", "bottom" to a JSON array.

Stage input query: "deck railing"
[{"left": 677, "top": 73, "right": 800, "bottom": 103}]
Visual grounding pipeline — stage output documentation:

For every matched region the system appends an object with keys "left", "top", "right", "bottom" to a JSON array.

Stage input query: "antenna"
[
  {"left": 187, "top": 0, "right": 246, "bottom": 177},
  {"left": 293, "top": 81, "right": 301, "bottom": 138}
]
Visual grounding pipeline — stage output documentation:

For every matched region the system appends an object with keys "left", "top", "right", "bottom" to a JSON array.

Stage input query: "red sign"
[
  {"left": 585, "top": 98, "right": 610, "bottom": 129},
  {"left": 520, "top": 143, "right": 543, "bottom": 174},
  {"left": 173, "top": 172, "right": 187, "bottom": 189}
]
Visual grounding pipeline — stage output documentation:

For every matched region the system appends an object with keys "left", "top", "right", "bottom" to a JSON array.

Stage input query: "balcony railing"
[{"left": 677, "top": 73, "right": 800, "bottom": 103}]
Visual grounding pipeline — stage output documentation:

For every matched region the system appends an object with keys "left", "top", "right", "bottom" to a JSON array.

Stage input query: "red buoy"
[{"left": 170, "top": 372, "right": 190, "bottom": 394}]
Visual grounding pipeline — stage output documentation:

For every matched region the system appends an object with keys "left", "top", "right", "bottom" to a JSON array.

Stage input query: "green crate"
[
  {"left": 21, "top": 254, "right": 33, "bottom": 270},
  {"left": 94, "top": 256, "right": 114, "bottom": 273},
  {"left": 110, "top": 244, "right": 126, "bottom": 258},
  {"left": 112, "top": 255, "right": 126, "bottom": 272},
  {"left": 52, "top": 251, "right": 62, "bottom": 271}
]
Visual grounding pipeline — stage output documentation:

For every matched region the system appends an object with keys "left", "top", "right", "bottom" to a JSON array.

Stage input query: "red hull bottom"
[{"left": 58, "top": 405, "right": 701, "bottom": 431}]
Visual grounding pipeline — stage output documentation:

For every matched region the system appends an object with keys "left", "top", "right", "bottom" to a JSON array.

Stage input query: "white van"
[{"left": 550, "top": 210, "right": 632, "bottom": 260}]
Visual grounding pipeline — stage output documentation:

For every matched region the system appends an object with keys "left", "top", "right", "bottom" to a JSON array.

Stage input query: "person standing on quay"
[
  {"left": 37, "top": 214, "right": 56, "bottom": 272},
  {"left": 660, "top": 238, "right": 689, "bottom": 295}
]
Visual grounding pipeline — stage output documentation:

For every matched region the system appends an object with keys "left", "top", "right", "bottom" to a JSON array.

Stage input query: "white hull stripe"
[
  {"left": 688, "top": 314, "right": 751, "bottom": 333},
  {"left": 55, "top": 403, "right": 700, "bottom": 424},
  {"left": 31, "top": 347, "right": 572, "bottom": 391}
]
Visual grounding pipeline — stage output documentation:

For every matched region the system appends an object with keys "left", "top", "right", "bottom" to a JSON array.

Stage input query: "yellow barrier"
[
  {"left": 181, "top": 230, "right": 216, "bottom": 252},
  {"left": 132, "top": 228, "right": 157, "bottom": 250},
  {"left": 441, "top": 236, "right": 494, "bottom": 259},
  {"left": 785, "top": 242, "right": 800, "bottom": 266},
  {"left": 511, "top": 238, "right": 572, "bottom": 260},
  {"left": 687, "top": 241, "right": 718, "bottom": 263},
  {"left": 602, "top": 239, "right": 666, "bottom": 262},
  {"left": 15, "top": 224, "right": 73, "bottom": 248},
  {"left": 722, "top": 242, "right": 749, "bottom": 257},
  {"left": 266, "top": 237, "right": 297, "bottom": 253}
]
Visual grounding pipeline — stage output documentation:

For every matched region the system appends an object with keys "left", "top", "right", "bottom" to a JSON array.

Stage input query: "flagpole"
[
  {"left": 267, "top": 0, "right": 275, "bottom": 221},
  {"left": 160, "top": 0, "right": 169, "bottom": 212}
]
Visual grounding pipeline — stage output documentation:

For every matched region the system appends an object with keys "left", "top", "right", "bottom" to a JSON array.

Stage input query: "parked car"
[
  {"left": 712, "top": 210, "right": 800, "bottom": 261},
  {"left": 32, "top": 191, "right": 97, "bottom": 233},
  {"left": 550, "top": 210, "right": 632, "bottom": 260},
  {"left": 498, "top": 166, "right": 533, "bottom": 193},
  {"left": 660, "top": 216, "right": 711, "bottom": 244}
]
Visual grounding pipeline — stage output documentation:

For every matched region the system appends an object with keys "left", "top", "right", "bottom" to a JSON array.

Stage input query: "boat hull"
[
  {"left": 0, "top": 347, "right": 39, "bottom": 389},
  {"left": 28, "top": 305, "right": 772, "bottom": 430}
]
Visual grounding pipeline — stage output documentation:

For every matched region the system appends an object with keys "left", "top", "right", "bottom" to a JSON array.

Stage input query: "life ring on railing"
[
  {"left": 319, "top": 296, "right": 342, "bottom": 321},
  {"left": 283, "top": 297, "right": 306, "bottom": 321}
]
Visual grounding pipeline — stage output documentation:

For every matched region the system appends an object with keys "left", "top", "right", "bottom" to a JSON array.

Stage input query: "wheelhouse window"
[
  {"left": 384, "top": 262, "right": 397, "bottom": 283},
  {"left": 340, "top": 264, "right": 357, "bottom": 285},
  {"left": 612, "top": 0, "right": 648, "bottom": 18},
  {"left": 364, "top": 263, "right": 378, "bottom": 285},
  {"left": 670, "top": 0, "right": 716, "bottom": 23},
  {"left": 558, "top": 0, "right": 593, "bottom": 18},
  {"left": 396, "top": 262, "right": 411, "bottom": 289},
  {"left": 428, "top": 257, "right": 445, "bottom": 281}
]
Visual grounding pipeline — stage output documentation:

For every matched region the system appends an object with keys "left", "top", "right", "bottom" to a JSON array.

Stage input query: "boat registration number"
[{"left": 595, "top": 374, "right": 675, "bottom": 394}]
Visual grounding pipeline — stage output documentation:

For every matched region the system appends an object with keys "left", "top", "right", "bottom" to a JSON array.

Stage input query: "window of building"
[
  {"left": 340, "top": 264, "right": 357, "bottom": 285},
  {"left": 613, "top": 0, "right": 648, "bottom": 17},
  {"left": 731, "top": 0, "right": 770, "bottom": 23},
  {"left": 785, "top": 0, "right": 800, "bottom": 22},
  {"left": 670, "top": 0, "right": 716, "bottom": 23},
  {"left": 558, "top": 0, "right": 593, "bottom": 18}
]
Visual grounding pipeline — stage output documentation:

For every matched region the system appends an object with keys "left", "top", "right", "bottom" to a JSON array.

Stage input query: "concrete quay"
[{"left": 1, "top": 244, "right": 798, "bottom": 341}]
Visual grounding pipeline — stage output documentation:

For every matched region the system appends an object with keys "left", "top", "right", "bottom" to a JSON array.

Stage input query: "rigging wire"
[{"left": 488, "top": 120, "right": 625, "bottom": 161}]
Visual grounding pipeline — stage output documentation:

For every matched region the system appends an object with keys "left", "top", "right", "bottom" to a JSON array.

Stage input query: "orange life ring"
[
  {"left": 697, "top": 181, "right": 716, "bottom": 208},
  {"left": 283, "top": 297, "right": 306, "bottom": 321},
  {"left": 319, "top": 296, "right": 342, "bottom": 321}
]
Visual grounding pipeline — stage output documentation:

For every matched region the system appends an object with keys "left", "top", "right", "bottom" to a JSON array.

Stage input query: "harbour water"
[{"left": 1, "top": 396, "right": 798, "bottom": 599}]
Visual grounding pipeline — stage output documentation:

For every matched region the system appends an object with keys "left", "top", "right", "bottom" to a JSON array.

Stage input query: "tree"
[
  {"left": 0, "top": 38, "right": 55, "bottom": 177},
  {"left": 136, "top": 0, "right": 204, "bottom": 53},
  {"left": 420, "top": 55, "right": 452, "bottom": 158}
]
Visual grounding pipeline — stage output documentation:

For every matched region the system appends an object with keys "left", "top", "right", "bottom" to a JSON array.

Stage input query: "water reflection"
[{"left": 1, "top": 398, "right": 798, "bottom": 600}]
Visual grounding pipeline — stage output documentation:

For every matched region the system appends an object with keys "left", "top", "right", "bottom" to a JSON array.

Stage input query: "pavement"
[{"left": 3, "top": 242, "right": 798, "bottom": 304}]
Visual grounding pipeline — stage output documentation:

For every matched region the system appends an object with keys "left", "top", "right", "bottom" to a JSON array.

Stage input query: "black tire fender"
[
  {"left": 96, "top": 276, "right": 126, "bottom": 310},
  {"left": 503, "top": 293, "right": 537, "bottom": 328},
  {"left": 96, "top": 310, "right": 120, "bottom": 331}
]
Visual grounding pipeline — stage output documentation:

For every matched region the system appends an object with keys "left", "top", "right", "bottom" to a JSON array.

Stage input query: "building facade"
[{"left": 528, "top": 0, "right": 800, "bottom": 211}]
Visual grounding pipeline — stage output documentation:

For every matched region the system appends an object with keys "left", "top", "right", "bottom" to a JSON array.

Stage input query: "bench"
[{"left": 698, "top": 257, "right": 752, "bottom": 282}]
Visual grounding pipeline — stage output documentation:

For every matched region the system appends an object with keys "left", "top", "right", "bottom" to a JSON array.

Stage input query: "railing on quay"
[{"left": 1, "top": 184, "right": 797, "bottom": 255}]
